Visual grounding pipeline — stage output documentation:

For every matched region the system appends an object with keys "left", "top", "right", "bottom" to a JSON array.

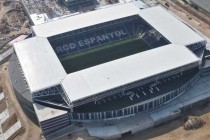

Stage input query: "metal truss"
[
  {"left": 187, "top": 41, "right": 206, "bottom": 51},
  {"left": 32, "top": 85, "right": 71, "bottom": 108},
  {"left": 73, "top": 62, "right": 199, "bottom": 107},
  {"left": 69, "top": 72, "right": 201, "bottom": 121}
]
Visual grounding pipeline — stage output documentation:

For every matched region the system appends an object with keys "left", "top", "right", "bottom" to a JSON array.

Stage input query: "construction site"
[
  {"left": 0, "top": 0, "right": 29, "bottom": 37},
  {"left": 0, "top": 0, "right": 29, "bottom": 66}
]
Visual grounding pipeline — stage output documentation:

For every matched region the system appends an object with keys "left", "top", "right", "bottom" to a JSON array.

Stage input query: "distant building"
[
  {"left": 30, "top": 13, "right": 49, "bottom": 25},
  {"left": 62, "top": 0, "right": 94, "bottom": 6}
]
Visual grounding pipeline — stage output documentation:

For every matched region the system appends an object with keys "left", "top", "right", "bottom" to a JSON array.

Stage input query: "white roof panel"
[
  {"left": 34, "top": 103, "right": 67, "bottom": 122},
  {"left": 14, "top": 37, "right": 67, "bottom": 93},
  {"left": 138, "top": 6, "right": 205, "bottom": 45},
  {"left": 32, "top": 3, "right": 140, "bottom": 37},
  {"left": 62, "top": 44, "right": 199, "bottom": 102},
  {"left": 30, "top": 13, "right": 49, "bottom": 25}
]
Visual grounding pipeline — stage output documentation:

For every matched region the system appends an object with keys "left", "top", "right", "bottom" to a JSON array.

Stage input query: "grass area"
[
  {"left": 61, "top": 37, "right": 150, "bottom": 74},
  {"left": 60, "top": 37, "right": 138, "bottom": 61}
]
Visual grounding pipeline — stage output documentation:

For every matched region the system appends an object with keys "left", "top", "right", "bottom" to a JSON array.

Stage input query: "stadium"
[{"left": 8, "top": 3, "right": 207, "bottom": 139}]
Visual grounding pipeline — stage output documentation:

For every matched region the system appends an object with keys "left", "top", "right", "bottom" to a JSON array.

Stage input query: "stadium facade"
[{"left": 8, "top": 3, "right": 207, "bottom": 139}]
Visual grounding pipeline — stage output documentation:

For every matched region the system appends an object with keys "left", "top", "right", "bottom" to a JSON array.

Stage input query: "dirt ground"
[
  {"left": 0, "top": 63, "right": 42, "bottom": 140},
  {"left": 121, "top": 103, "right": 210, "bottom": 140},
  {"left": 0, "top": 0, "right": 29, "bottom": 39}
]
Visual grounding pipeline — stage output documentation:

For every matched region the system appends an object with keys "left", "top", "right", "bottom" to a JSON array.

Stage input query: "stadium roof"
[
  {"left": 32, "top": 4, "right": 205, "bottom": 46},
  {"left": 14, "top": 37, "right": 67, "bottom": 93},
  {"left": 138, "top": 6, "right": 205, "bottom": 46},
  {"left": 62, "top": 44, "right": 199, "bottom": 102},
  {"left": 32, "top": 3, "right": 140, "bottom": 37}
]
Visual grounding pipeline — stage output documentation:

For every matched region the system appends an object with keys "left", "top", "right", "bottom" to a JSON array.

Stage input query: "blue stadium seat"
[
  {"left": 114, "top": 24, "right": 130, "bottom": 39},
  {"left": 94, "top": 29, "right": 109, "bottom": 45},
  {"left": 105, "top": 27, "right": 120, "bottom": 42},
  {"left": 124, "top": 22, "right": 135, "bottom": 36},
  {"left": 74, "top": 35, "right": 90, "bottom": 51},
  {"left": 63, "top": 37, "right": 79, "bottom": 54},
  {"left": 84, "top": 32, "right": 100, "bottom": 48}
]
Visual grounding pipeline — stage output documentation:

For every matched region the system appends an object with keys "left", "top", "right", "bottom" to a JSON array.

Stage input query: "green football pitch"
[{"left": 60, "top": 37, "right": 151, "bottom": 74}]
